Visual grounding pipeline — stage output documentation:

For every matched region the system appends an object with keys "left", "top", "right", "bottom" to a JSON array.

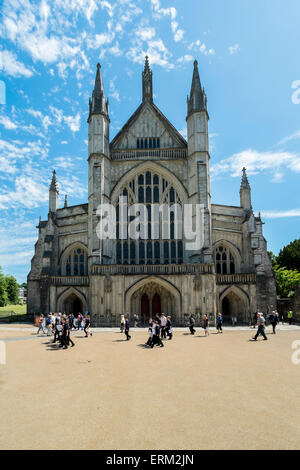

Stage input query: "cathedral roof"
[{"left": 110, "top": 57, "right": 187, "bottom": 150}]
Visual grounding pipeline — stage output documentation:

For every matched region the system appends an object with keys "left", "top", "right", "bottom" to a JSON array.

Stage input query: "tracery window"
[
  {"left": 116, "top": 171, "right": 183, "bottom": 265},
  {"left": 214, "top": 245, "right": 235, "bottom": 275},
  {"left": 136, "top": 138, "right": 160, "bottom": 149},
  {"left": 63, "top": 247, "right": 88, "bottom": 276}
]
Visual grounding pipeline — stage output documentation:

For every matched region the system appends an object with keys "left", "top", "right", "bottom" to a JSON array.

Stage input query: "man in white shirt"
[
  {"left": 252, "top": 313, "right": 268, "bottom": 341},
  {"left": 160, "top": 313, "right": 167, "bottom": 339}
]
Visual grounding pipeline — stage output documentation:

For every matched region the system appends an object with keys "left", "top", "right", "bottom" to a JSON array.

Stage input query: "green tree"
[
  {"left": 277, "top": 239, "right": 300, "bottom": 271},
  {"left": 5, "top": 275, "right": 20, "bottom": 304},
  {"left": 273, "top": 265, "right": 300, "bottom": 298},
  {"left": 268, "top": 251, "right": 278, "bottom": 268},
  {"left": 0, "top": 266, "right": 8, "bottom": 307}
]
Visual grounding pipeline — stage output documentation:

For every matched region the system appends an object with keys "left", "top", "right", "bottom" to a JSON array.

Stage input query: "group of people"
[
  {"left": 189, "top": 314, "right": 212, "bottom": 336},
  {"left": 36, "top": 312, "right": 92, "bottom": 349}
]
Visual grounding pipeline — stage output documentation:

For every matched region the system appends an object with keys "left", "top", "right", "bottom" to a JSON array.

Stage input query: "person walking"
[
  {"left": 37, "top": 314, "right": 46, "bottom": 335},
  {"left": 216, "top": 313, "right": 223, "bottom": 333},
  {"left": 252, "top": 312, "right": 268, "bottom": 341},
  {"left": 84, "top": 314, "right": 92, "bottom": 337},
  {"left": 160, "top": 313, "right": 167, "bottom": 339},
  {"left": 151, "top": 321, "right": 164, "bottom": 348},
  {"left": 65, "top": 319, "right": 75, "bottom": 347},
  {"left": 189, "top": 315, "right": 196, "bottom": 335},
  {"left": 120, "top": 314, "right": 125, "bottom": 332},
  {"left": 269, "top": 311, "right": 278, "bottom": 334},
  {"left": 124, "top": 316, "right": 131, "bottom": 341},
  {"left": 203, "top": 315, "right": 210, "bottom": 337},
  {"left": 146, "top": 324, "right": 153, "bottom": 347},
  {"left": 77, "top": 312, "right": 83, "bottom": 330},
  {"left": 53, "top": 317, "right": 61, "bottom": 343},
  {"left": 166, "top": 316, "right": 173, "bottom": 340},
  {"left": 45, "top": 314, "right": 52, "bottom": 336},
  {"left": 287, "top": 310, "right": 293, "bottom": 325},
  {"left": 68, "top": 313, "right": 75, "bottom": 330}
]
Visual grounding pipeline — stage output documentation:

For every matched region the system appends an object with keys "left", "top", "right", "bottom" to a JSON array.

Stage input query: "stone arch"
[
  {"left": 213, "top": 239, "right": 242, "bottom": 274},
  {"left": 110, "top": 161, "right": 188, "bottom": 204},
  {"left": 219, "top": 285, "right": 249, "bottom": 324},
  {"left": 60, "top": 242, "right": 88, "bottom": 276},
  {"left": 57, "top": 287, "right": 87, "bottom": 314},
  {"left": 125, "top": 276, "right": 182, "bottom": 323}
]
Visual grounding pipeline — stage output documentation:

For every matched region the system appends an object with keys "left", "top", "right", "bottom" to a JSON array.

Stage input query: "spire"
[
  {"left": 49, "top": 170, "right": 59, "bottom": 212},
  {"left": 187, "top": 60, "right": 207, "bottom": 117},
  {"left": 89, "top": 63, "right": 109, "bottom": 119},
  {"left": 49, "top": 170, "right": 59, "bottom": 193},
  {"left": 240, "top": 167, "right": 252, "bottom": 209},
  {"left": 64, "top": 194, "right": 68, "bottom": 208},
  {"left": 142, "top": 55, "right": 153, "bottom": 103},
  {"left": 240, "top": 167, "right": 250, "bottom": 190}
]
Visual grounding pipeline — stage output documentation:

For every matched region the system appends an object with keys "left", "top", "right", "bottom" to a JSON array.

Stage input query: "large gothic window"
[
  {"left": 115, "top": 171, "right": 183, "bottom": 265},
  {"left": 214, "top": 245, "right": 235, "bottom": 275},
  {"left": 62, "top": 247, "right": 88, "bottom": 276}
]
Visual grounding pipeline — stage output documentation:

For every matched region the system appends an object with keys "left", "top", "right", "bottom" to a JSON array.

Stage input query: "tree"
[
  {"left": 5, "top": 275, "right": 20, "bottom": 304},
  {"left": 0, "top": 266, "right": 8, "bottom": 307},
  {"left": 268, "top": 251, "right": 278, "bottom": 268},
  {"left": 277, "top": 239, "right": 300, "bottom": 271},
  {"left": 273, "top": 265, "right": 300, "bottom": 298}
]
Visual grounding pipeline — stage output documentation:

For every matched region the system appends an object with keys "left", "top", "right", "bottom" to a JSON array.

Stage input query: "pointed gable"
[
  {"left": 110, "top": 56, "right": 186, "bottom": 151},
  {"left": 110, "top": 101, "right": 187, "bottom": 150}
]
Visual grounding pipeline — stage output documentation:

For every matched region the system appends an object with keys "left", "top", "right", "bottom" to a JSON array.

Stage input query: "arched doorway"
[
  {"left": 220, "top": 287, "right": 248, "bottom": 324},
  {"left": 128, "top": 278, "right": 180, "bottom": 324},
  {"left": 63, "top": 294, "right": 83, "bottom": 315}
]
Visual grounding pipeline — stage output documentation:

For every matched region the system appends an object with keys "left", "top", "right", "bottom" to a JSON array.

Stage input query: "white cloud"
[
  {"left": 0, "top": 49, "right": 33, "bottom": 77},
  {"left": 150, "top": 0, "right": 184, "bottom": 43},
  {"left": 135, "top": 27, "right": 156, "bottom": 42},
  {"left": 177, "top": 55, "right": 193, "bottom": 64},
  {"left": 188, "top": 39, "right": 215, "bottom": 56},
  {"left": 278, "top": 129, "right": 300, "bottom": 146},
  {"left": 0, "top": 115, "right": 17, "bottom": 130},
  {"left": 229, "top": 44, "right": 240, "bottom": 55},
  {"left": 109, "top": 77, "right": 120, "bottom": 102},
  {"left": 211, "top": 149, "right": 300, "bottom": 181},
  {"left": 261, "top": 209, "right": 300, "bottom": 218}
]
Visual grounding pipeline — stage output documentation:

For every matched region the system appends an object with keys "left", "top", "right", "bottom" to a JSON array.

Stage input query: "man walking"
[
  {"left": 166, "top": 316, "right": 173, "bottom": 340},
  {"left": 252, "top": 313, "right": 268, "bottom": 341},
  {"left": 124, "top": 316, "right": 131, "bottom": 341},
  {"left": 160, "top": 313, "right": 167, "bottom": 339},
  {"left": 189, "top": 315, "right": 196, "bottom": 335},
  {"left": 269, "top": 311, "right": 278, "bottom": 334}
]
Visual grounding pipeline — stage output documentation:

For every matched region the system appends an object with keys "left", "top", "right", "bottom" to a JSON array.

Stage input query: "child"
[
  {"left": 146, "top": 325, "right": 153, "bottom": 347},
  {"left": 203, "top": 315, "right": 210, "bottom": 337},
  {"left": 216, "top": 313, "right": 223, "bottom": 333}
]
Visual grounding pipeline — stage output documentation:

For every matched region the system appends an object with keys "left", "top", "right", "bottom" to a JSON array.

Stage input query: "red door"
[
  {"left": 141, "top": 294, "right": 150, "bottom": 323},
  {"left": 152, "top": 293, "right": 161, "bottom": 316}
]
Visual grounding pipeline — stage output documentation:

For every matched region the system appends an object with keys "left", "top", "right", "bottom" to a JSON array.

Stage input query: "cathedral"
[{"left": 27, "top": 57, "right": 277, "bottom": 326}]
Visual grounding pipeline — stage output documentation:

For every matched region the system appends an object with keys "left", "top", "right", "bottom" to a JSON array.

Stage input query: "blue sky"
[{"left": 0, "top": 0, "right": 299, "bottom": 283}]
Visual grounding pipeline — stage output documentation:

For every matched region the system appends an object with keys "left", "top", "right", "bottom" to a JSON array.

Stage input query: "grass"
[{"left": 0, "top": 304, "right": 27, "bottom": 317}]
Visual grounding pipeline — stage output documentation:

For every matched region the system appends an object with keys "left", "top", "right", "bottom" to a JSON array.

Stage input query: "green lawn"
[{"left": 0, "top": 304, "right": 27, "bottom": 317}]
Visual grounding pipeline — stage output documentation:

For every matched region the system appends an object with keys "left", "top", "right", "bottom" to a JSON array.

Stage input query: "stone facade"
[{"left": 27, "top": 58, "right": 277, "bottom": 326}]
